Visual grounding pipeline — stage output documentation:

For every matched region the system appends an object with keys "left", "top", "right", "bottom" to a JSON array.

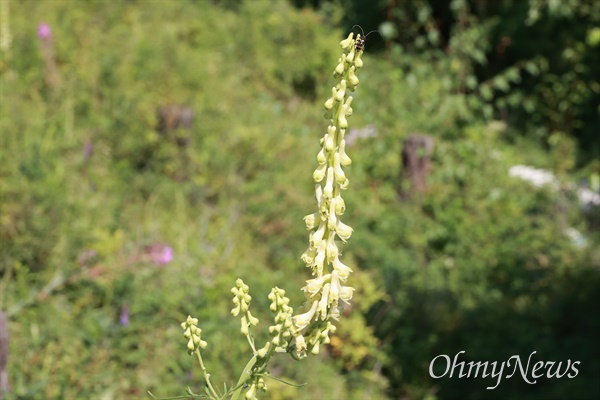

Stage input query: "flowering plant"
[{"left": 154, "top": 31, "right": 368, "bottom": 400}]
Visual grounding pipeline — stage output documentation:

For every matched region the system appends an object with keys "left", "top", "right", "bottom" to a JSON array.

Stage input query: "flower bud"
[
  {"left": 324, "top": 86, "right": 337, "bottom": 110},
  {"left": 324, "top": 125, "right": 336, "bottom": 151},
  {"left": 315, "top": 184, "right": 323, "bottom": 207},
  {"left": 319, "top": 195, "right": 329, "bottom": 217},
  {"left": 329, "top": 270, "right": 340, "bottom": 303},
  {"left": 346, "top": 47, "right": 355, "bottom": 63},
  {"left": 333, "top": 153, "right": 346, "bottom": 184},
  {"left": 339, "top": 139, "right": 351, "bottom": 166},
  {"left": 334, "top": 194, "right": 346, "bottom": 214},
  {"left": 354, "top": 53, "right": 363, "bottom": 69},
  {"left": 335, "top": 80, "right": 346, "bottom": 102},
  {"left": 334, "top": 55, "right": 346, "bottom": 75},
  {"left": 257, "top": 378, "right": 267, "bottom": 391},
  {"left": 324, "top": 133, "right": 335, "bottom": 152},
  {"left": 301, "top": 245, "right": 317, "bottom": 266},
  {"left": 339, "top": 177, "right": 349, "bottom": 190},
  {"left": 323, "top": 167, "right": 334, "bottom": 200},
  {"left": 241, "top": 316, "right": 249, "bottom": 336},
  {"left": 316, "top": 147, "right": 327, "bottom": 164},
  {"left": 313, "top": 163, "right": 327, "bottom": 182},
  {"left": 247, "top": 311, "right": 259, "bottom": 326},
  {"left": 326, "top": 231, "right": 338, "bottom": 262},
  {"left": 295, "top": 334, "right": 307, "bottom": 357},
  {"left": 303, "top": 212, "right": 320, "bottom": 230},
  {"left": 272, "top": 335, "right": 280, "bottom": 346},
  {"left": 310, "top": 222, "right": 326, "bottom": 248},
  {"left": 332, "top": 256, "right": 353, "bottom": 280},
  {"left": 338, "top": 108, "right": 348, "bottom": 128},
  {"left": 313, "top": 240, "right": 327, "bottom": 275},
  {"left": 344, "top": 96, "right": 353, "bottom": 116},
  {"left": 348, "top": 66, "right": 359, "bottom": 89},
  {"left": 324, "top": 97, "right": 335, "bottom": 110},
  {"left": 327, "top": 198, "right": 338, "bottom": 230},
  {"left": 311, "top": 343, "right": 321, "bottom": 355},
  {"left": 340, "top": 33, "right": 354, "bottom": 50},
  {"left": 257, "top": 342, "right": 271, "bottom": 358},
  {"left": 318, "top": 283, "right": 331, "bottom": 319},
  {"left": 245, "top": 384, "right": 256, "bottom": 400},
  {"left": 335, "top": 220, "right": 353, "bottom": 242}
]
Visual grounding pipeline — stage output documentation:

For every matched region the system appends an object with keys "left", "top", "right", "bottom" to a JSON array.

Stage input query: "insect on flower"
[{"left": 352, "top": 25, "right": 381, "bottom": 52}]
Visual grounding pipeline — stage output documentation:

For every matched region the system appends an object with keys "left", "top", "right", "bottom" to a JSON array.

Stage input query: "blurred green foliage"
[
  {"left": 0, "top": 0, "right": 598, "bottom": 399},
  {"left": 297, "top": 0, "right": 600, "bottom": 164}
]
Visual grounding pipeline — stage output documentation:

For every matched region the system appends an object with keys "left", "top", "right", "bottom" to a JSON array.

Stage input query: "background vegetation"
[{"left": 1, "top": 0, "right": 598, "bottom": 399}]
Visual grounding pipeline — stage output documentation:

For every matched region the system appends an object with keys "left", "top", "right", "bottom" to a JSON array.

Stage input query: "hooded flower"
[
  {"left": 332, "top": 256, "right": 353, "bottom": 281},
  {"left": 293, "top": 300, "right": 319, "bottom": 331},
  {"left": 303, "top": 274, "right": 330, "bottom": 298}
]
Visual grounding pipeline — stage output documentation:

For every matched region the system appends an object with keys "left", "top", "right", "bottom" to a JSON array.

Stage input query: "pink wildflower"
[
  {"left": 150, "top": 244, "right": 173, "bottom": 265},
  {"left": 37, "top": 23, "right": 51, "bottom": 40}
]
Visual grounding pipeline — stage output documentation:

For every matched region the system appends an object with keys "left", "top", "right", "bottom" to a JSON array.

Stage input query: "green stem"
[
  {"left": 245, "top": 331, "right": 256, "bottom": 353},
  {"left": 195, "top": 348, "right": 220, "bottom": 399}
]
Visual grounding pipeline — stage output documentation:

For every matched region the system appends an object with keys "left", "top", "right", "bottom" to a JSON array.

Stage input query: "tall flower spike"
[{"left": 293, "top": 32, "right": 365, "bottom": 356}]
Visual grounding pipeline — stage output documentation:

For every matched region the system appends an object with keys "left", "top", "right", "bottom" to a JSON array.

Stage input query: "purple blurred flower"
[
  {"left": 150, "top": 244, "right": 173, "bottom": 266},
  {"left": 78, "top": 249, "right": 97, "bottom": 266},
  {"left": 83, "top": 140, "right": 93, "bottom": 160},
  {"left": 120, "top": 306, "right": 129, "bottom": 326},
  {"left": 37, "top": 23, "right": 52, "bottom": 40}
]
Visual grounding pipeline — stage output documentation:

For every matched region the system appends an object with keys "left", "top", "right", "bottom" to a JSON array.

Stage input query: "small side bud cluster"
[
  {"left": 181, "top": 315, "right": 207, "bottom": 355},
  {"left": 231, "top": 278, "right": 259, "bottom": 337},
  {"left": 305, "top": 320, "right": 337, "bottom": 356},
  {"left": 265, "top": 287, "right": 294, "bottom": 352},
  {"left": 294, "top": 32, "right": 363, "bottom": 358},
  {"left": 245, "top": 377, "right": 267, "bottom": 400}
]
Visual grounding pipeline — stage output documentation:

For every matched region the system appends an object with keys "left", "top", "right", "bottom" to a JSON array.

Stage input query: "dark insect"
[{"left": 352, "top": 25, "right": 380, "bottom": 52}]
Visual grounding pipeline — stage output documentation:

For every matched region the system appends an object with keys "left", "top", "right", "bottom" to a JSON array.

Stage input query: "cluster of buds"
[
  {"left": 293, "top": 33, "right": 363, "bottom": 357},
  {"left": 244, "top": 377, "right": 267, "bottom": 400},
  {"left": 181, "top": 315, "right": 207, "bottom": 355},
  {"left": 231, "top": 278, "right": 259, "bottom": 337},
  {"left": 264, "top": 287, "right": 294, "bottom": 353}
]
